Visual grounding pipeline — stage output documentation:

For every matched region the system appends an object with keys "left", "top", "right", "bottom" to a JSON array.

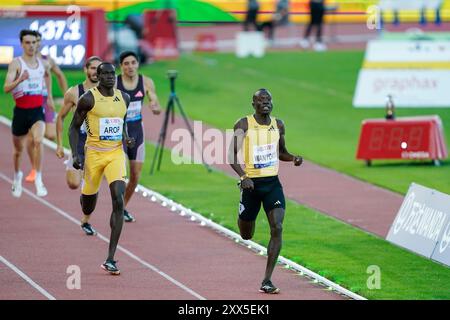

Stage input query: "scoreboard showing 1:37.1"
[{"left": 0, "top": 16, "right": 87, "bottom": 68}]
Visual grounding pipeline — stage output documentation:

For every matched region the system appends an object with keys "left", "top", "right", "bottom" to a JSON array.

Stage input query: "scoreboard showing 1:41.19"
[{"left": 0, "top": 16, "right": 87, "bottom": 68}]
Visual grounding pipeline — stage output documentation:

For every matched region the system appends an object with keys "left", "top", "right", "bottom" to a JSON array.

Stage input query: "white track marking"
[
  {"left": 0, "top": 255, "right": 56, "bottom": 300},
  {"left": 0, "top": 172, "right": 205, "bottom": 300}
]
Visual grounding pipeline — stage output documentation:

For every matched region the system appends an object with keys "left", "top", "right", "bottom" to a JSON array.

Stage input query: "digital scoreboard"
[
  {"left": 356, "top": 116, "right": 448, "bottom": 165},
  {"left": 0, "top": 7, "right": 109, "bottom": 68},
  {"left": 0, "top": 16, "right": 87, "bottom": 67}
]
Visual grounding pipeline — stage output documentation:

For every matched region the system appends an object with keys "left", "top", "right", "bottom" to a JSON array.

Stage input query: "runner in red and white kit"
[
  {"left": 24, "top": 30, "right": 67, "bottom": 183},
  {"left": 3, "top": 29, "right": 53, "bottom": 197}
]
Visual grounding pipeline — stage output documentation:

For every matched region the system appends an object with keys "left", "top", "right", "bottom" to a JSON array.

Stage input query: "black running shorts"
[
  {"left": 238, "top": 175, "right": 286, "bottom": 222},
  {"left": 124, "top": 120, "right": 145, "bottom": 162},
  {"left": 11, "top": 106, "right": 45, "bottom": 136}
]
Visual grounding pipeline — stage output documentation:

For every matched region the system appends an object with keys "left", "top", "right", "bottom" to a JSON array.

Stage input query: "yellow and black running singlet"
[
  {"left": 85, "top": 87, "right": 127, "bottom": 150},
  {"left": 243, "top": 115, "right": 280, "bottom": 178}
]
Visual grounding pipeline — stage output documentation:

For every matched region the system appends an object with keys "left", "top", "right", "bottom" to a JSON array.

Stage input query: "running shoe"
[
  {"left": 25, "top": 169, "right": 36, "bottom": 183},
  {"left": 101, "top": 260, "right": 120, "bottom": 275},
  {"left": 81, "top": 223, "right": 97, "bottom": 236},
  {"left": 123, "top": 209, "right": 136, "bottom": 223},
  {"left": 259, "top": 280, "right": 280, "bottom": 294},
  {"left": 35, "top": 180, "right": 48, "bottom": 197},
  {"left": 313, "top": 42, "right": 327, "bottom": 52},
  {"left": 299, "top": 38, "right": 310, "bottom": 49},
  {"left": 11, "top": 171, "right": 23, "bottom": 198}
]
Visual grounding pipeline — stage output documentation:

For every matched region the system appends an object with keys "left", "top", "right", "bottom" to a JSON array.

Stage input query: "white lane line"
[
  {"left": 0, "top": 255, "right": 56, "bottom": 300},
  {"left": 0, "top": 172, "right": 206, "bottom": 300}
]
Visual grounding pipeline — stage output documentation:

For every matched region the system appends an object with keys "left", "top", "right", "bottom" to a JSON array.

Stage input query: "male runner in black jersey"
[{"left": 117, "top": 51, "right": 161, "bottom": 222}]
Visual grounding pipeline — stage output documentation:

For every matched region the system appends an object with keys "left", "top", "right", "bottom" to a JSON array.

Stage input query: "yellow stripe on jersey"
[
  {"left": 243, "top": 115, "right": 280, "bottom": 178},
  {"left": 85, "top": 87, "right": 127, "bottom": 150}
]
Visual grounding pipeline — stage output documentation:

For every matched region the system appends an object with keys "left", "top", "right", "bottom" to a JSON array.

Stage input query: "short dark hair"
[
  {"left": 119, "top": 51, "right": 139, "bottom": 64},
  {"left": 85, "top": 56, "right": 102, "bottom": 68},
  {"left": 97, "top": 62, "right": 115, "bottom": 74},
  {"left": 253, "top": 88, "right": 271, "bottom": 100},
  {"left": 19, "top": 29, "right": 36, "bottom": 42},
  {"left": 33, "top": 30, "right": 42, "bottom": 39}
]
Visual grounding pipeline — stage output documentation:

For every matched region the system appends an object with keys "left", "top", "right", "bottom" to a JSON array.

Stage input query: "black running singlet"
[{"left": 117, "top": 74, "right": 145, "bottom": 122}]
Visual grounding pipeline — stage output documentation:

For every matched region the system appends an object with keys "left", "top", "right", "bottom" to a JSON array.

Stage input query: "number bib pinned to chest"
[
  {"left": 126, "top": 101, "right": 143, "bottom": 122},
  {"left": 253, "top": 143, "right": 278, "bottom": 169},
  {"left": 99, "top": 117, "right": 123, "bottom": 141}
]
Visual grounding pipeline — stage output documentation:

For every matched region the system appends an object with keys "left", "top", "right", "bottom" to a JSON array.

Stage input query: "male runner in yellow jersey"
[
  {"left": 56, "top": 56, "right": 102, "bottom": 188},
  {"left": 69, "top": 62, "right": 134, "bottom": 275},
  {"left": 229, "top": 88, "right": 302, "bottom": 294},
  {"left": 56, "top": 56, "right": 102, "bottom": 236}
]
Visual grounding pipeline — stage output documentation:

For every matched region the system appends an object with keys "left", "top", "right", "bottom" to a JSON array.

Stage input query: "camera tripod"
[{"left": 150, "top": 70, "right": 211, "bottom": 174}]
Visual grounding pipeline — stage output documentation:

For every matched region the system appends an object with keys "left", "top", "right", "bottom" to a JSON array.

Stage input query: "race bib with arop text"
[{"left": 99, "top": 117, "right": 123, "bottom": 141}]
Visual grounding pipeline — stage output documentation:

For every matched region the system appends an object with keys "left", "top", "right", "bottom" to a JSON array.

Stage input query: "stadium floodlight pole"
[{"left": 150, "top": 70, "right": 212, "bottom": 174}]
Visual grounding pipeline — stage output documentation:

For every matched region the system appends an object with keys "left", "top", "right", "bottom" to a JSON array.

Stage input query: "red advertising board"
[
  {"left": 356, "top": 116, "right": 447, "bottom": 164},
  {"left": 143, "top": 9, "right": 179, "bottom": 60},
  {"left": 196, "top": 34, "right": 217, "bottom": 52}
]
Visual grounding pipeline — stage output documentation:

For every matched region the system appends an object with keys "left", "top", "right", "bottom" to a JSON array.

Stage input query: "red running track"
[{"left": 0, "top": 123, "right": 344, "bottom": 300}]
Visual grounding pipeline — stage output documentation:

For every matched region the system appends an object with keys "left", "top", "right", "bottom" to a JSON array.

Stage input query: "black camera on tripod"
[
  {"left": 167, "top": 70, "right": 178, "bottom": 94},
  {"left": 150, "top": 69, "right": 211, "bottom": 174}
]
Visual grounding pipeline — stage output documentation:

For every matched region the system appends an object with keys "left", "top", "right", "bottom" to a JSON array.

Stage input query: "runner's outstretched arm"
[
  {"left": 43, "top": 59, "right": 55, "bottom": 112},
  {"left": 144, "top": 76, "right": 161, "bottom": 114},
  {"left": 3, "top": 59, "right": 24, "bottom": 93},
  {"left": 69, "top": 91, "right": 93, "bottom": 169},
  {"left": 276, "top": 119, "right": 302, "bottom": 166},
  {"left": 49, "top": 58, "right": 68, "bottom": 94},
  {"left": 228, "top": 118, "right": 254, "bottom": 190},
  {"left": 120, "top": 92, "right": 135, "bottom": 148},
  {"left": 229, "top": 118, "right": 248, "bottom": 177},
  {"left": 56, "top": 88, "right": 76, "bottom": 158}
]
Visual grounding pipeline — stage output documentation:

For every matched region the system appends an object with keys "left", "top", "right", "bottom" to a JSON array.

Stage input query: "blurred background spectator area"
[{"left": 1, "top": 0, "right": 449, "bottom": 63}]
